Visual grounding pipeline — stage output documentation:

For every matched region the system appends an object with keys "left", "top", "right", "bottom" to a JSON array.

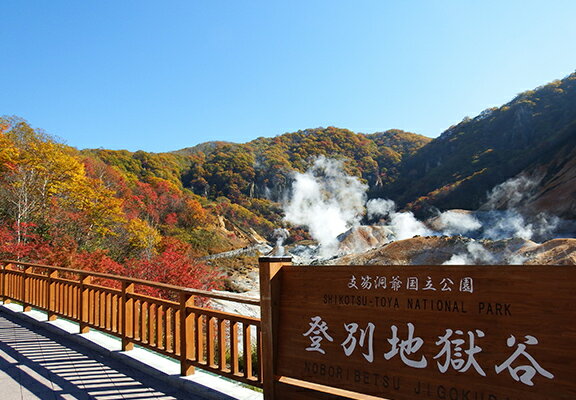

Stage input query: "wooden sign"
[{"left": 259, "top": 259, "right": 576, "bottom": 400}]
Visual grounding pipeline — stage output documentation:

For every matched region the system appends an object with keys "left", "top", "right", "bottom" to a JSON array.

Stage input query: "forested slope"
[
  {"left": 2, "top": 71, "right": 575, "bottom": 286},
  {"left": 381, "top": 72, "right": 576, "bottom": 217}
]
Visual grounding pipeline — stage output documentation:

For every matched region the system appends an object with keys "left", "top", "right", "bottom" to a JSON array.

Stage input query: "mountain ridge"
[
  {"left": 84, "top": 70, "right": 576, "bottom": 224},
  {"left": 75, "top": 73, "right": 576, "bottom": 230},
  {"left": 379, "top": 72, "right": 576, "bottom": 217},
  {"left": 2, "top": 71, "right": 575, "bottom": 289}
]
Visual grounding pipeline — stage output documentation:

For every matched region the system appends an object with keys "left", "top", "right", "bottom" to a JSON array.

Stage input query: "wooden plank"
[
  {"left": 59, "top": 283, "right": 65, "bottom": 315},
  {"left": 94, "top": 288, "right": 100, "bottom": 326},
  {"left": 141, "top": 301, "right": 148, "bottom": 343},
  {"left": 4, "top": 267, "right": 12, "bottom": 302},
  {"left": 257, "top": 325, "right": 263, "bottom": 382},
  {"left": 112, "top": 294, "right": 119, "bottom": 333},
  {"left": 23, "top": 267, "right": 32, "bottom": 311},
  {"left": 0, "top": 259, "right": 259, "bottom": 304},
  {"left": 231, "top": 321, "right": 240, "bottom": 376},
  {"left": 174, "top": 309, "right": 181, "bottom": 357},
  {"left": 34, "top": 278, "right": 38, "bottom": 307},
  {"left": 87, "top": 289, "right": 93, "bottom": 324},
  {"left": 100, "top": 291, "right": 106, "bottom": 328},
  {"left": 68, "top": 284, "right": 72, "bottom": 318},
  {"left": 122, "top": 282, "right": 135, "bottom": 350},
  {"left": 259, "top": 257, "right": 291, "bottom": 399},
  {"left": 134, "top": 299, "right": 141, "bottom": 340},
  {"left": 1, "top": 257, "right": 264, "bottom": 389},
  {"left": 196, "top": 314, "right": 205, "bottom": 365},
  {"left": 84, "top": 283, "right": 122, "bottom": 295},
  {"left": 1, "top": 263, "right": 5, "bottom": 302},
  {"left": 157, "top": 305, "right": 164, "bottom": 350},
  {"left": 69, "top": 284, "right": 74, "bottom": 318},
  {"left": 62, "top": 284, "right": 67, "bottom": 316},
  {"left": 186, "top": 305, "right": 260, "bottom": 325},
  {"left": 179, "top": 293, "right": 196, "bottom": 375},
  {"left": 37, "top": 278, "right": 42, "bottom": 307},
  {"left": 31, "top": 277, "right": 36, "bottom": 305},
  {"left": 208, "top": 317, "right": 216, "bottom": 368},
  {"left": 107, "top": 292, "right": 113, "bottom": 331},
  {"left": 243, "top": 322, "right": 253, "bottom": 379},
  {"left": 129, "top": 292, "right": 179, "bottom": 308},
  {"left": 149, "top": 303, "right": 156, "bottom": 347},
  {"left": 80, "top": 275, "right": 92, "bottom": 333},
  {"left": 40, "top": 277, "right": 47, "bottom": 309},
  {"left": 219, "top": 318, "right": 228, "bottom": 371},
  {"left": 166, "top": 307, "right": 173, "bottom": 353}
]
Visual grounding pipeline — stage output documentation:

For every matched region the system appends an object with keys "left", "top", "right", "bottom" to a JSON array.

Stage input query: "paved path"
[{"left": 0, "top": 310, "right": 205, "bottom": 400}]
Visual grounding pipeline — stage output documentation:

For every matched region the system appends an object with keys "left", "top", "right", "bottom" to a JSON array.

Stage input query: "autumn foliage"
[
  {"left": 0, "top": 116, "right": 433, "bottom": 289},
  {"left": 0, "top": 116, "right": 222, "bottom": 292}
]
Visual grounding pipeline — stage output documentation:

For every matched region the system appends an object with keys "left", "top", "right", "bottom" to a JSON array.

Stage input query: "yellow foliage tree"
[
  {"left": 0, "top": 119, "right": 124, "bottom": 245},
  {"left": 126, "top": 218, "right": 162, "bottom": 259}
]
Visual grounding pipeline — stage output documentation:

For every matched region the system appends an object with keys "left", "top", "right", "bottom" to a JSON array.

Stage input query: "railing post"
[
  {"left": 259, "top": 257, "right": 292, "bottom": 400},
  {"left": 79, "top": 274, "right": 92, "bottom": 333},
  {"left": 1, "top": 262, "right": 5, "bottom": 303},
  {"left": 180, "top": 291, "right": 195, "bottom": 376},
  {"left": 47, "top": 269, "right": 58, "bottom": 320},
  {"left": 45, "top": 269, "right": 58, "bottom": 320},
  {"left": 243, "top": 322, "right": 253, "bottom": 379},
  {"left": 23, "top": 266, "right": 33, "bottom": 312},
  {"left": 121, "top": 281, "right": 135, "bottom": 351},
  {"left": 3, "top": 264, "right": 12, "bottom": 304}
]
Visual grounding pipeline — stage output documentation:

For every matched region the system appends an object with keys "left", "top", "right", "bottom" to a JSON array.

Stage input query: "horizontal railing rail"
[{"left": 0, "top": 259, "right": 262, "bottom": 387}]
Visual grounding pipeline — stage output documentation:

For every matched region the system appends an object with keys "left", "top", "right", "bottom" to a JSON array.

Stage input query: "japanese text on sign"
[
  {"left": 303, "top": 317, "right": 554, "bottom": 387},
  {"left": 348, "top": 275, "right": 474, "bottom": 293}
]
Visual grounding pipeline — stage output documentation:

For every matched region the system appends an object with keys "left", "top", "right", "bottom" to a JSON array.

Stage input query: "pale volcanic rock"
[
  {"left": 336, "top": 225, "right": 394, "bottom": 255},
  {"left": 331, "top": 236, "right": 472, "bottom": 265},
  {"left": 520, "top": 238, "right": 576, "bottom": 265},
  {"left": 328, "top": 236, "right": 575, "bottom": 266}
]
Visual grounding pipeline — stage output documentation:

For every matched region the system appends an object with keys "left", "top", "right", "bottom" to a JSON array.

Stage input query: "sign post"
[
  {"left": 260, "top": 256, "right": 293, "bottom": 400},
  {"left": 259, "top": 262, "right": 576, "bottom": 400}
]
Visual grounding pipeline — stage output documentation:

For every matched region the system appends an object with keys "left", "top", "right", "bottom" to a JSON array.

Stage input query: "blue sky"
[{"left": 2, "top": 1, "right": 576, "bottom": 152}]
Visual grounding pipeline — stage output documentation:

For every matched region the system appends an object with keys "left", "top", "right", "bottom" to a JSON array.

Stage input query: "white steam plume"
[
  {"left": 443, "top": 242, "right": 495, "bottom": 265},
  {"left": 366, "top": 198, "right": 395, "bottom": 220},
  {"left": 481, "top": 175, "right": 560, "bottom": 241},
  {"left": 483, "top": 211, "right": 534, "bottom": 240},
  {"left": 442, "top": 240, "right": 529, "bottom": 265},
  {"left": 481, "top": 210, "right": 560, "bottom": 241},
  {"left": 484, "top": 174, "right": 541, "bottom": 210},
  {"left": 367, "top": 198, "right": 433, "bottom": 240},
  {"left": 283, "top": 159, "right": 566, "bottom": 262},
  {"left": 272, "top": 228, "right": 290, "bottom": 256},
  {"left": 390, "top": 212, "right": 433, "bottom": 240},
  {"left": 436, "top": 211, "right": 482, "bottom": 236},
  {"left": 283, "top": 156, "right": 367, "bottom": 257}
]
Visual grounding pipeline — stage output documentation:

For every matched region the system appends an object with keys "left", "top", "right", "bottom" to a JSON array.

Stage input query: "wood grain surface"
[{"left": 272, "top": 265, "right": 576, "bottom": 400}]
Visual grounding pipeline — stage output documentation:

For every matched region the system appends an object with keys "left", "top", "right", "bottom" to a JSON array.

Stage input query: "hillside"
[
  {"left": 521, "top": 132, "right": 576, "bottom": 218},
  {"left": 84, "top": 127, "right": 431, "bottom": 240},
  {"left": 380, "top": 72, "right": 576, "bottom": 218},
  {"left": 0, "top": 119, "right": 223, "bottom": 295},
  {"left": 178, "top": 127, "right": 430, "bottom": 202},
  {"left": 2, "top": 71, "right": 575, "bottom": 289}
]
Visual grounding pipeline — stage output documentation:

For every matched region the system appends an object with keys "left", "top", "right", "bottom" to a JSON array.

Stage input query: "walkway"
[{"left": 0, "top": 305, "right": 262, "bottom": 400}]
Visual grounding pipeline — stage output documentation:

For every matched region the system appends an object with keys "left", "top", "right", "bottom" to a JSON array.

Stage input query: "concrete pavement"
[{"left": 0, "top": 304, "right": 262, "bottom": 400}]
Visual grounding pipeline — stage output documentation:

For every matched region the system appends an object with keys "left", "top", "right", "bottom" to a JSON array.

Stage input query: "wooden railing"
[{"left": 0, "top": 260, "right": 263, "bottom": 388}]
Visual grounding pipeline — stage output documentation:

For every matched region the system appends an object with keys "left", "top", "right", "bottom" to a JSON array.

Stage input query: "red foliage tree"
[
  {"left": 0, "top": 223, "right": 55, "bottom": 263},
  {"left": 125, "top": 237, "right": 222, "bottom": 300},
  {"left": 69, "top": 249, "right": 125, "bottom": 288}
]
